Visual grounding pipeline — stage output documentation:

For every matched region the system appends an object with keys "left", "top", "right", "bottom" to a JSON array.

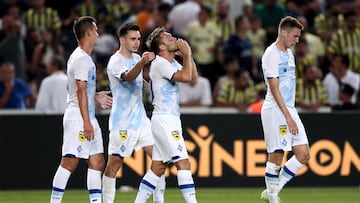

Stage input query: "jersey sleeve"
[
  {"left": 109, "top": 57, "right": 128, "bottom": 81},
  {"left": 157, "top": 59, "right": 179, "bottom": 80},
  {"left": 74, "top": 56, "right": 91, "bottom": 81},
  {"left": 262, "top": 49, "right": 280, "bottom": 78}
]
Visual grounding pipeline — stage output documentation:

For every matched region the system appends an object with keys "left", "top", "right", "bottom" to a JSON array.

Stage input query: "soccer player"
[
  {"left": 102, "top": 23, "right": 166, "bottom": 203},
  {"left": 50, "top": 16, "right": 112, "bottom": 203},
  {"left": 134, "top": 27, "right": 198, "bottom": 203},
  {"left": 260, "top": 16, "right": 310, "bottom": 203}
]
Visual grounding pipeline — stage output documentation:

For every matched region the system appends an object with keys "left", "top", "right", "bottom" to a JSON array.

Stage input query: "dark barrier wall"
[{"left": 0, "top": 113, "right": 359, "bottom": 189}]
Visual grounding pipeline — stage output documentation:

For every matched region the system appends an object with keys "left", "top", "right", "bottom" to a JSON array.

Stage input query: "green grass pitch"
[{"left": 0, "top": 187, "right": 359, "bottom": 203}]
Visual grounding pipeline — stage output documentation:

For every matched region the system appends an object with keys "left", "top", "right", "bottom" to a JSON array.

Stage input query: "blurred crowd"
[{"left": 1, "top": 0, "right": 360, "bottom": 113}]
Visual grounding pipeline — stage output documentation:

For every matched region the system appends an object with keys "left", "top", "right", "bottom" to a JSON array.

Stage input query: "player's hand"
[
  {"left": 142, "top": 51, "right": 155, "bottom": 64},
  {"left": 176, "top": 39, "right": 192, "bottom": 57},
  {"left": 286, "top": 117, "right": 299, "bottom": 135},
  {"left": 95, "top": 91, "right": 112, "bottom": 109},
  {"left": 83, "top": 120, "right": 94, "bottom": 141}
]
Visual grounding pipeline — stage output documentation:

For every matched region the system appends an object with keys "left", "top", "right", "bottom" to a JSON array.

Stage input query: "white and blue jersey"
[
  {"left": 65, "top": 47, "right": 97, "bottom": 120},
  {"left": 107, "top": 52, "right": 147, "bottom": 130},
  {"left": 149, "top": 56, "right": 182, "bottom": 116},
  {"left": 262, "top": 43, "right": 296, "bottom": 109}
]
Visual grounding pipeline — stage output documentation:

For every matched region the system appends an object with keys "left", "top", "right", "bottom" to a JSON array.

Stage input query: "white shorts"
[
  {"left": 62, "top": 118, "right": 104, "bottom": 159},
  {"left": 261, "top": 106, "right": 309, "bottom": 153},
  {"left": 151, "top": 114, "right": 188, "bottom": 164},
  {"left": 108, "top": 117, "right": 154, "bottom": 157}
]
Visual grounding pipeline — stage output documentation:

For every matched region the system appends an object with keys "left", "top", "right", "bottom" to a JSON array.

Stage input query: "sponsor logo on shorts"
[
  {"left": 119, "top": 130, "right": 127, "bottom": 141},
  {"left": 78, "top": 131, "right": 85, "bottom": 142},
  {"left": 279, "top": 125, "right": 287, "bottom": 135},
  {"left": 172, "top": 130, "right": 181, "bottom": 141}
]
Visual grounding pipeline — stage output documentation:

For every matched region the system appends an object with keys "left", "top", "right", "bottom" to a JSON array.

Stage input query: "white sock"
[
  {"left": 177, "top": 170, "right": 197, "bottom": 203},
  {"left": 87, "top": 168, "right": 102, "bottom": 203},
  {"left": 265, "top": 162, "right": 280, "bottom": 203},
  {"left": 135, "top": 170, "right": 160, "bottom": 203},
  {"left": 278, "top": 155, "right": 303, "bottom": 191},
  {"left": 102, "top": 175, "right": 116, "bottom": 203},
  {"left": 153, "top": 174, "right": 166, "bottom": 203},
  {"left": 50, "top": 166, "right": 71, "bottom": 203}
]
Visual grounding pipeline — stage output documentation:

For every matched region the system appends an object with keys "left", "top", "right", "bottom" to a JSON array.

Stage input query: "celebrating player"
[{"left": 134, "top": 27, "right": 198, "bottom": 203}]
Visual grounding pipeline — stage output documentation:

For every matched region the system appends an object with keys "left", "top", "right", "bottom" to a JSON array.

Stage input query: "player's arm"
[
  {"left": 121, "top": 52, "right": 155, "bottom": 82},
  {"left": 268, "top": 78, "right": 298, "bottom": 134},
  {"left": 190, "top": 57, "right": 198, "bottom": 83},
  {"left": 172, "top": 39, "right": 193, "bottom": 82},
  {"left": 76, "top": 80, "right": 94, "bottom": 140}
]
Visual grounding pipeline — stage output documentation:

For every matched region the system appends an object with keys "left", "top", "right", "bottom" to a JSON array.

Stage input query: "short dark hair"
[
  {"left": 279, "top": 16, "right": 304, "bottom": 32},
  {"left": 73, "top": 16, "right": 96, "bottom": 41},
  {"left": 146, "top": 27, "right": 167, "bottom": 55},
  {"left": 334, "top": 54, "right": 350, "bottom": 68},
  {"left": 117, "top": 23, "right": 140, "bottom": 38},
  {"left": 50, "top": 56, "right": 65, "bottom": 70}
]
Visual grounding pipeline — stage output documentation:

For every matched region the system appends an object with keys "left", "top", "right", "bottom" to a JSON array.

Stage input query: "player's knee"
[
  {"left": 151, "top": 161, "right": 166, "bottom": 176},
  {"left": 175, "top": 159, "right": 191, "bottom": 170},
  {"left": 297, "top": 152, "right": 310, "bottom": 164}
]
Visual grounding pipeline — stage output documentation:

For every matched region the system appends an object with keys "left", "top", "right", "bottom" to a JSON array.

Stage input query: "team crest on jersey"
[
  {"left": 119, "top": 130, "right": 128, "bottom": 141},
  {"left": 279, "top": 125, "right": 287, "bottom": 135},
  {"left": 78, "top": 131, "right": 85, "bottom": 142},
  {"left": 172, "top": 130, "right": 181, "bottom": 141}
]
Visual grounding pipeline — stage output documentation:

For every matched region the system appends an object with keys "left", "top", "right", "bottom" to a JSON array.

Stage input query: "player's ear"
[
  {"left": 119, "top": 36, "right": 125, "bottom": 45},
  {"left": 159, "top": 44, "right": 166, "bottom": 51}
]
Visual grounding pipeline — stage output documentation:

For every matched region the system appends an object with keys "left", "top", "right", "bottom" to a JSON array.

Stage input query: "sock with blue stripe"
[
  {"left": 279, "top": 155, "right": 303, "bottom": 191},
  {"left": 135, "top": 169, "right": 159, "bottom": 203},
  {"left": 50, "top": 166, "right": 71, "bottom": 203},
  {"left": 87, "top": 168, "right": 102, "bottom": 203},
  {"left": 265, "top": 161, "right": 280, "bottom": 203},
  {"left": 177, "top": 170, "right": 197, "bottom": 203},
  {"left": 153, "top": 174, "right": 166, "bottom": 203}
]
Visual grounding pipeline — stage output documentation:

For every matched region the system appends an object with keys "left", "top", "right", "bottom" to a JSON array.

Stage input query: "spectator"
[
  {"left": 294, "top": 37, "right": 316, "bottom": 79},
  {"left": 35, "top": 56, "right": 67, "bottom": 114},
  {"left": 75, "top": 0, "right": 99, "bottom": 19},
  {"left": 179, "top": 74, "right": 213, "bottom": 107},
  {"left": 332, "top": 82, "right": 359, "bottom": 110},
  {"left": 323, "top": 54, "right": 360, "bottom": 108},
  {"left": 136, "top": 0, "right": 159, "bottom": 44},
  {"left": 212, "top": 0, "right": 234, "bottom": 64},
  {"left": 286, "top": 0, "right": 321, "bottom": 29},
  {"left": 215, "top": 69, "right": 257, "bottom": 112},
  {"left": 212, "top": 54, "right": 239, "bottom": 103},
  {"left": 30, "top": 28, "right": 65, "bottom": 86},
  {"left": 122, "top": 0, "right": 144, "bottom": 24},
  {"left": 247, "top": 83, "right": 266, "bottom": 114},
  {"left": 327, "top": 10, "right": 360, "bottom": 74},
  {"left": 22, "top": 0, "right": 61, "bottom": 35},
  {"left": 225, "top": 0, "right": 253, "bottom": 22},
  {"left": 246, "top": 14, "right": 266, "bottom": 75},
  {"left": 253, "top": 0, "right": 287, "bottom": 47},
  {"left": 295, "top": 65, "right": 328, "bottom": 112},
  {"left": 296, "top": 15, "right": 325, "bottom": 71},
  {"left": 313, "top": 1, "right": 344, "bottom": 49},
  {"left": 168, "top": 0, "right": 202, "bottom": 38},
  {"left": 223, "top": 15, "right": 260, "bottom": 82},
  {"left": 0, "top": 62, "right": 34, "bottom": 109},
  {"left": 183, "top": 5, "right": 220, "bottom": 89},
  {"left": 0, "top": 16, "right": 26, "bottom": 81},
  {"left": 93, "top": 20, "right": 118, "bottom": 69}
]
